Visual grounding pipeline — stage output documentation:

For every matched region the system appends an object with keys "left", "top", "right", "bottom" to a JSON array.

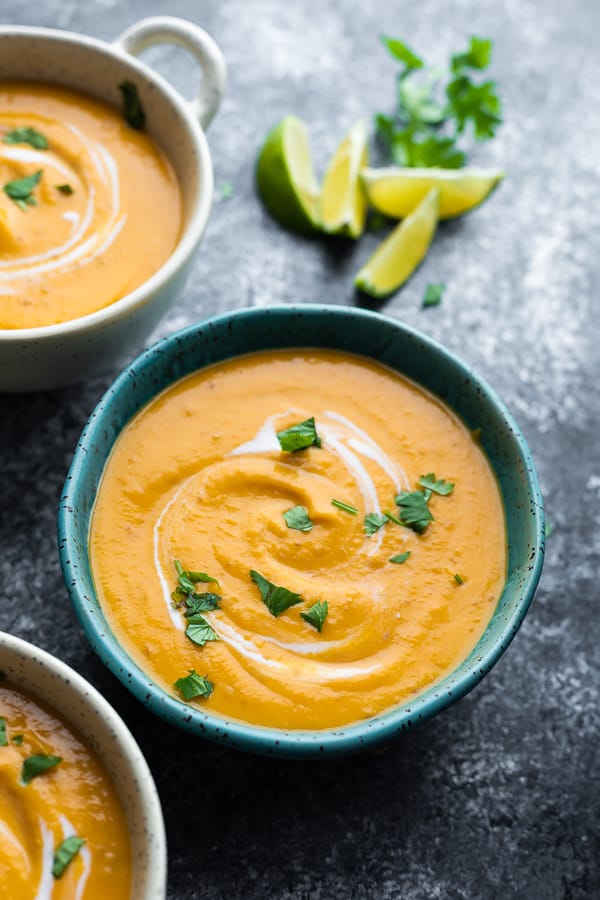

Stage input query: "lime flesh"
[
  {"left": 256, "top": 116, "right": 321, "bottom": 234},
  {"left": 360, "top": 166, "right": 504, "bottom": 220},
  {"left": 355, "top": 187, "right": 440, "bottom": 297},
  {"left": 321, "top": 121, "right": 368, "bottom": 238}
]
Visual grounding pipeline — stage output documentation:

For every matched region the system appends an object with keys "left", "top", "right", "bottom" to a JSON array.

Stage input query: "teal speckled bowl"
[{"left": 58, "top": 305, "right": 544, "bottom": 758}]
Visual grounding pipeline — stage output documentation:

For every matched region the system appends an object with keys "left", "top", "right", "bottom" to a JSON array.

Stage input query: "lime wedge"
[
  {"left": 321, "top": 121, "right": 368, "bottom": 238},
  {"left": 256, "top": 116, "right": 321, "bottom": 234},
  {"left": 354, "top": 187, "right": 440, "bottom": 298},
  {"left": 360, "top": 166, "right": 504, "bottom": 220}
]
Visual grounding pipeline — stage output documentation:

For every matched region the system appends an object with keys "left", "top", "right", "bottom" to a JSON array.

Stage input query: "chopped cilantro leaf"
[
  {"left": 52, "top": 836, "right": 85, "bottom": 879},
  {"left": 364, "top": 512, "right": 388, "bottom": 536},
  {"left": 423, "top": 283, "right": 444, "bottom": 307},
  {"left": 12, "top": 734, "right": 23, "bottom": 745},
  {"left": 418, "top": 473, "right": 455, "bottom": 496},
  {"left": 332, "top": 498, "right": 358, "bottom": 515},
  {"left": 185, "top": 614, "right": 219, "bottom": 647},
  {"left": 300, "top": 600, "right": 329, "bottom": 633},
  {"left": 277, "top": 417, "right": 322, "bottom": 452},
  {"left": 174, "top": 669, "right": 214, "bottom": 700},
  {"left": 250, "top": 569, "right": 304, "bottom": 617},
  {"left": 395, "top": 490, "right": 434, "bottom": 534},
  {"left": 384, "top": 509, "right": 403, "bottom": 526},
  {"left": 119, "top": 80, "right": 145, "bottom": 130},
  {"left": 451, "top": 36, "right": 493, "bottom": 72},
  {"left": 4, "top": 127, "right": 48, "bottom": 149},
  {"left": 390, "top": 551, "right": 411, "bottom": 564},
  {"left": 3, "top": 170, "right": 42, "bottom": 210},
  {"left": 454, "top": 573, "right": 465, "bottom": 584},
  {"left": 0, "top": 717, "right": 7, "bottom": 746},
  {"left": 283, "top": 505, "right": 313, "bottom": 532},
  {"left": 56, "top": 183, "right": 74, "bottom": 195},
  {"left": 380, "top": 36, "right": 424, "bottom": 72},
  {"left": 446, "top": 75, "right": 502, "bottom": 140},
  {"left": 21, "top": 754, "right": 62, "bottom": 784},
  {"left": 184, "top": 592, "right": 221, "bottom": 615}
]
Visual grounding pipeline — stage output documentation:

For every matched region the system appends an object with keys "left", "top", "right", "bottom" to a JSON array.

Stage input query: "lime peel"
[{"left": 321, "top": 120, "right": 369, "bottom": 238}]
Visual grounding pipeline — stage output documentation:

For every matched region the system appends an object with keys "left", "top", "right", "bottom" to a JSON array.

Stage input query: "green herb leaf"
[
  {"left": 21, "top": 753, "right": 62, "bottom": 785},
  {"left": 418, "top": 473, "right": 455, "bottom": 496},
  {"left": 395, "top": 490, "right": 434, "bottom": 534},
  {"left": 446, "top": 75, "right": 502, "bottom": 140},
  {"left": 300, "top": 600, "right": 329, "bottom": 633},
  {"left": 451, "top": 36, "right": 493, "bottom": 72},
  {"left": 174, "top": 669, "right": 214, "bottom": 700},
  {"left": 52, "top": 836, "right": 85, "bottom": 879},
  {"left": 4, "top": 127, "right": 48, "bottom": 149},
  {"left": 4, "top": 169, "right": 42, "bottom": 210},
  {"left": 56, "top": 183, "right": 74, "bottom": 195},
  {"left": 454, "top": 573, "right": 465, "bottom": 584},
  {"left": 277, "top": 417, "right": 322, "bottom": 452},
  {"left": 185, "top": 614, "right": 219, "bottom": 647},
  {"left": 423, "top": 283, "right": 444, "bottom": 307},
  {"left": 221, "top": 181, "right": 234, "bottom": 199},
  {"left": 12, "top": 734, "right": 23, "bottom": 745},
  {"left": 364, "top": 512, "right": 388, "bottom": 536},
  {"left": 174, "top": 560, "right": 220, "bottom": 590},
  {"left": 118, "top": 80, "right": 145, "bottom": 130},
  {"left": 250, "top": 569, "right": 304, "bottom": 617},
  {"left": 380, "top": 36, "right": 424, "bottom": 72},
  {"left": 184, "top": 592, "right": 221, "bottom": 615},
  {"left": 0, "top": 717, "right": 7, "bottom": 746},
  {"left": 390, "top": 551, "right": 411, "bottom": 564},
  {"left": 283, "top": 505, "right": 313, "bottom": 532},
  {"left": 331, "top": 498, "right": 358, "bottom": 515},
  {"left": 383, "top": 509, "right": 403, "bottom": 526}
]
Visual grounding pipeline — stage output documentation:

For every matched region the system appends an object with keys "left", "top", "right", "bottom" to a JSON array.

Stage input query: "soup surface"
[
  {"left": 90, "top": 350, "right": 507, "bottom": 730},
  {"left": 0, "top": 82, "right": 181, "bottom": 329},
  {"left": 0, "top": 679, "right": 131, "bottom": 898}
]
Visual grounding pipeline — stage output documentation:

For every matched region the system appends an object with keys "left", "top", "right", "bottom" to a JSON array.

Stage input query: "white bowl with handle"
[{"left": 0, "top": 16, "right": 226, "bottom": 392}]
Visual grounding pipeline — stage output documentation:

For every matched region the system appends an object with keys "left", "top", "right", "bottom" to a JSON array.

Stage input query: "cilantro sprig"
[
  {"left": 301, "top": 600, "right": 329, "bottom": 632},
  {"left": 3, "top": 170, "right": 43, "bottom": 211},
  {"left": 376, "top": 35, "right": 502, "bottom": 168},
  {"left": 172, "top": 559, "right": 220, "bottom": 608},
  {"left": 250, "top": 569, "right": 304, "bottom": 617},
  {"left": 283, "top": 505, "right": 313, "bottom": 532},
  {"left": 395, "top": 490, "right": 434, "bottom": 534},
  {"left": 52, "top": 836, "right": 85, "bottom": 879},
  {"left": 277, "top": 417, "right": 322, "bottom": 452}
]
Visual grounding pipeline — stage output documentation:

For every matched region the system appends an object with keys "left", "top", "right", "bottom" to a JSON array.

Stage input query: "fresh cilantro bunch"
[{"left": 375, "top": 35, "right": 502, "bottom": 168}]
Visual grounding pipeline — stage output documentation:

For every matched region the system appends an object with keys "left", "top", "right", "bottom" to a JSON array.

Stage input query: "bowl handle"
[{"left": 113, "top": 16, "right": 226, "bottom": 130}]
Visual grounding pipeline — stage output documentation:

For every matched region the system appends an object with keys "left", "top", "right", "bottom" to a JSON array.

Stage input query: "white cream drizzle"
[
  {"left": 0, "top": 122, "right": 126, "bottom": 286},
  {"left": 153, "top": 410, "right": 410, "bottom": 683},
  {"left": 34, "top": 818, "right": 54, "bottom": 900}
]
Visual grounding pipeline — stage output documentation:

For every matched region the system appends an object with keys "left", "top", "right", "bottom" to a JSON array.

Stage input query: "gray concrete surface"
[{"left": 1, "top": 1, "right": 599, "bottom": 897}]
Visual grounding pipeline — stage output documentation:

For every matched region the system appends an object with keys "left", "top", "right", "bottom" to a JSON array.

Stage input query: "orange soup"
[
  {"left": 0, "top": 82, "right": 181, "bottom": 329},
  {"left": 90, "top": 350, "right": 507, "bottom": 730},
  {"left": 0, "top": 679, "right": 131, "bottom": 898}
]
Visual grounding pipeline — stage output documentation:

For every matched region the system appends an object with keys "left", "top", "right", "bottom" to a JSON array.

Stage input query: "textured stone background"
[{"left": 1, "top": 1, "right": 599, "bottom": 898}]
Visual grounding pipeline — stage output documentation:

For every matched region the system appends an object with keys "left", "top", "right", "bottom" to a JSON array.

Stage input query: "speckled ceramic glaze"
[
  {"left": 0, "top": 17, "right": 226, "bottom": 392},
  {"left": 58, "top": 305, "right": 545, "bottom": 758},
  {"left": 0, "top": 631, "right": 167, "bottom": 897}
]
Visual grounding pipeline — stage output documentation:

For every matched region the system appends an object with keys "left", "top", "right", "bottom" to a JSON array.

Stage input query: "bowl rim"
[
  {"left": 0, "top": 23, "right": 213, "bottom": 341},
  {"left": 0, "top": 629, "right": 167, "bottom": 897},
  {"left": 59, "top": 304, "right": 545, "bottom": 757}
]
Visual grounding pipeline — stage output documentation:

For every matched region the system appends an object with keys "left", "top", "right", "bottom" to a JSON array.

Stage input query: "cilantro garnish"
[
  {"left": 283, "top": 505, "right": 313, "bottom": 532},
  {"left": 185, "top": 614, "right": 219, "bottom": 647},
  {"left": 56, "top": 183, "right": 74, "bottom": 195},
  {"left": 52, "top": 836, "right": 85, "bottom": 879},
  {"left": 332, "top": 498, "right": 358, "bottom": 515},
  {"left": 454, "top": 573, "right": 465, "bottom": 584},
  {"left": 384, "top": 509, "right": 403, "bottom": 526},
  {"left": 12, "top": 735, "right": 23, "bottom": 745},
  {"left": 376, "top": 34, "right": 501, "bottom": 168},
  {"left": 119, "top": 81, "right": 145, "bottom": 130},
  {"left": 423, "top": 283, "right": 444, "bottom": 307},
  {"left": 364, "top": 512, "right": 388, "bottom": 536},
  {"left": 3, "top": 170, "right": 43, "bottom": 211},
  {"left": 277, "top": 417, "right": 322, "bottom": 452},
  {"left": 172, "top": 560, "right": 220, "bottom": 607},
  {"left": 184, "top": 592, "right": 221, "bottom": 615},
  {"left": 0, "top": 717, "right": 7, "bottom": 746},
  {"left": 21, "top": 754, "right": 62, "bottom": 784},
  {"left": 395, "top": 490, "right": 434, "bottom": 534},
  {"left": 300, "top": 600, "right": 329, "bottom": 633},
  {"left": 418, "top": 473, "right": 455, "bottom": 496},
  {"left": 390, "top": 551, "right": 411, "bottom": 564},
  {"left": 4, "top": 127, "right": 48, "bottom": 150},
  {"left": 250, "top": 569, "right": 304, "bottom": 617},
  {"left": 174, "top": 669, "right": 214, "bottom": 700}
]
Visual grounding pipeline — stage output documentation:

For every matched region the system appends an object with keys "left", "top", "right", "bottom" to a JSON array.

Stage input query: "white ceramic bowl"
[
  {"left": 0, "top": 17, "right": 226, "bottom": 392},
  {"left": 0, "top": 631, "right": 167, "bottom": 898}
]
